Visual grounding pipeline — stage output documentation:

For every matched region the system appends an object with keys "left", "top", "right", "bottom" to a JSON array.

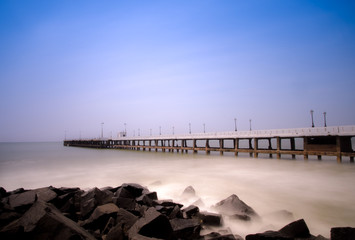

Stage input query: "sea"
[{"left": 1, "top": 141, "right": 355, "bottom": 238}]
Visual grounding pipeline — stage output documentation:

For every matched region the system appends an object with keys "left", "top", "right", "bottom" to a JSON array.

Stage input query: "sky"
[{"left": 0, "top": 0, "right": 355, "bottom": 142}]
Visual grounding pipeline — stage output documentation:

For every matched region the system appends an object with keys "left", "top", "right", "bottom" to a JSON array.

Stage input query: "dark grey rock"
[
  {"left": 167, "top": 205, "right": 183, "bottom": 219},
  {"left": 121, "top": 183, "right": 147, "bottom": 198},
  {"left": 113, "top": 197, "right": 137, "bottom": 210},
  {"left": 115, "top": 187, "right": 134, "bottom": 199},
  {"left": 204, "top": 229, "right": 242, "bottom": 240},
  {"left": 182, "top": 186, "right": 196, "bottom": 197},
  {"left": 106, "top": 224, "right": 124, "bottom": 240},
  {"left": 0, "top": 200, "right": 95, "bottom": 240},
  {"left": 183, "top": 205, "right": 199, "bottom": 218},
  {"left": 331, "top": 227, "right": 355, "bottom": 240},
  {"left": 0, "top": 187, "right": 7, "bottom": 198},
  {"left": 116, "top": 208, "right": 139, "bottom": 235},
  {"left": 213, "top": 194, "right": 258, "bottom": 219},
  {"left": 279, "top": 219, "right": 311, "bottom": 238},
  {"left": 128, "top": 207, "right": 173, "bottom": 240},
  {"left": 197, "top": 211, "right": 222, "bottom": 226},
  {"left": 80, "top": 187, "right": 113, "bottom": 219},
  {"left": 81, "top": 203, "right": 119, "bottom": 231},
  {"left": 8, "top": 190, "right": 36, "bottom": 211},
  {"left": 170, "top": 218, "right": 201, "bottom": 239}
]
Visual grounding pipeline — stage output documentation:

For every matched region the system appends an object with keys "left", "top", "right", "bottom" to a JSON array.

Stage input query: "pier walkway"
[{"left": 64, "top": 125, "right": 355, "bottom": 163}]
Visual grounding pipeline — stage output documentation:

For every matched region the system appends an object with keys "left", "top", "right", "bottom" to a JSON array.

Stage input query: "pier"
[{"left": 64, "top": 125, "right": 355, "bottom": 163}]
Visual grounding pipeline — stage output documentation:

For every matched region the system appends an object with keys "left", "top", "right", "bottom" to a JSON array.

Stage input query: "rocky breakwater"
[{"left": 0, "top": 184, "right": 354, "bottom": 240}]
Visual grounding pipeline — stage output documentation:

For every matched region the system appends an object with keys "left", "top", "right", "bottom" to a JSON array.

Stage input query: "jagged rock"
[
  {"left": 121, "top": 183, "right": 147, "bottom": 198},
  {"left": 116, "top": 208, "right": 139, "bottom": 234},
  {"left": 35, "top": 186, "right": 58, "bottom": 202},
  {"left": 8, "top": 190, "right": 36, "bottom": 211},
  {"left": 115, "top": 187, "right": 135, "bottom": 199},
  {"left": 81, "top": 203, "right": 119, "bottom": 231},
  {"left": 80, "top": 187, "right": 113, "bottom": 219},
  {"left": 170, "top": 218, "right": 201, "bottom": 239},
  {"left": 106, "top": 224, "right": 124, "bottom": 240},
  {"left": 102, "top": 216, "right": 115, "bottom": 235},
  {"left": 0, "top": 200, "right": 95, "bottom": 240},
  {"left": 113, "top": 197, "right": 137, "bottom": 210},
  {"left": 167, "top": 205, "right": 183, "bottom": 219},
  {"left": 0, "top": 187, "right": 7, "bottom": 198},
  {"left": 183, "top": 205, "right": 199, "bottom": 218},
  {"left": 197, "top": 211, "right": 222, "bottom": 226},
  {"left": 203, "top": 229, "right": 242, "bottom": 240},
  {"left": 153, "top": 199, "right": 183, "bottom": 208},
  {"left": 246, "top": 219, "right": 311, "bottom": 240},
  {"left": 0, "top": 211, "right": 21, "bottom": 228},
  {"left": 136, "top": 192, "right": 157, "bottom": 207},
  {"left": 331, "top": 227, "right": 355, "bottom": 240},
  {"left": 182, "top": 186, "right": 196, "bottom": 197},
  {"left": 128, "top": 207, "right": 173, "bottom": 240},
  {"left": 213, "top": 194, "right": 258, "bottom": 220}
]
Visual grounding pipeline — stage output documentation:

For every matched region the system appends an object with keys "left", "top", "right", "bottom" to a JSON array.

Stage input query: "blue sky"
[{"left": 1, "top": 0, "right": 355, "bottom": 141}]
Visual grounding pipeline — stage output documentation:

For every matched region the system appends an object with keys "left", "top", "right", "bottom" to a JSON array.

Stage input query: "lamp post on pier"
[
  {"left": 189, "top": 123, "right": 191, "bottom": 134},
  {"left": 172, "top": 126, "right": 175, "bottom": 135},
  {"left": 234, "top": 118, "right": 237, "bottom": 131},
  {"left": 310, "top": 110, "right": 314, "bottom": 128},
  {"left": 203, "top": 123, "right": 206, "bottom": 133},
  {"left": 150, "top": 129, "right": 152, "bottom": 136},
  {"left": 323, "top": 112, "right": 327, "bottom": 127},
  {"left": 101, "top": 122, "right": 104, "bottom": 139},
  {"left": 159, "top": 126, "right": 161, "bottom": 135},
  {"left": 249, "top": 119, "right": 252, "bottom": 131},
  {"left": 124, "top": 123, "right": 127, "bottom": 136}
]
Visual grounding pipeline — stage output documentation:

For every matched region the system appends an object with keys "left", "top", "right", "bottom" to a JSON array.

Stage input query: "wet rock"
[
  {"left": 153, "top": 199, "right": 183, "bottom": 208},
  {"left": 167, "top": 205, "right": 183, "bottom": 219},
  {"left": 81, "top": 203, "right": 119, "bottom": 231},
  {"left": 106, "top": 224, "right": 124, "bottom": 240},
  {"left": 136, "top": 192, "right": 157, "bottom": 207},
  {"left": 183, "top": 205, "right": 199, "bottom": 218},
  {"left": 0, "top": 200, "right": 95, "bottom": 240},
  {"left": 121, "top": 183, "right": 147, "bottom": 198},
  {"left": 197, "top": 211, "right": 222, "bottom": 226},
  {"left": 35, "top": 186, "right": 58, "bottom": 202},
  {"left": 204, "top": 229, "right": 242, "bottom": 240},
  {"left": 128, "top": 207, "right": 173, "bottom": 240},
  {"left": 8, "top": 190, "right": 36, "bottom": 211},
  {"left": 170, "top": 218, "right": 201, "bottom": 239},
  {"left": 213, "top": 194, "right": 258, "bottom": 220},
  {"left": 331, "top": 227, "right": 355, "bottom": 240},
  {"left": 116, "top": 208, "right": 139, "bottom": 234},
  {"left": 182, "top": 186, "right": 196, "bottom": 198},
  {"left": 0, "top": 211, "right": 21, "bottom": 228},
  {"left": 113, "top": 197, "right": 137, "bottom": 210},
  {"left": 0, "top": 187, "right": 7, "bottom": 198},
  {"left": 115, "top": 187, "right": 135, "bottom": 199},
  {"left": 102, "top": 216, "right": 115, "bottom": 235},
  {"left": 246, "top": 219, "right": 311, "bottom": 240},
  {"left": 80, "top": 187, "right": 113, "bottom": 219}
]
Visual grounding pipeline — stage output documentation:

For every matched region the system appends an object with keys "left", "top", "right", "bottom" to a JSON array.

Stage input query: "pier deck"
[{"left": 64, "top": 126, "right": 355, "bottom": 163}]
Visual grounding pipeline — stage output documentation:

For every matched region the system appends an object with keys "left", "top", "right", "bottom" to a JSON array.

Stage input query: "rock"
[
  {"left": 197, "top": 211, "right": 222, "bottom": 226},
  {"left": 331, "top": 227, "right": 355, "bottom": 240},
  {"left": 128, "top": 207, "right": 173, "bottom": 240},
  {"left": 204, "top": 229, "right": 242, "bottom": 240},
  {"left": 115, "top": 187, "right": 135, "bottom": 199},
  {"left": 213, "top": 194, "right": 258, "bottom": 220},
  {"left": 0, "top": 187, "right": 7, "bottom": 198},
  {"left": 116, "top": 208, "right": 139, "bottom": 234},
  {"left": 167, "top": 205, "right": 183, "bottom": 219},
  {"left": 80, "top": 187, "right": 113, "bottom": 219},
  {"left": 0, "top": 200, "right": 95, "bottom": 240},
  {"left": 183, "top": 205, "right": 199, "bottom": 218},
  {"left": 279, "top": 219, "right": 311, "bottom": 238},
  {"left": 246, "top": 219, "right": 311, "bottom": 240},
  {"left": 81, "top": 203, "right": 119, "bottom": 231},
  {"left": 35, "top": 186, "right": 58, "bottom": 202},
  {"left": 182, "top": 186, "right": 196, "bottom": 198},
  {"left": 102, "top": 216, "right": 115, "bottom": 235},
  {"left": 106, "top": 224, "right": 124, "bottom": 240},
  {"left": 8, "top": 190, "right": 36, "bottom": 211},
  {"left": 0, "top": 211, "right": 21, "bottom": 228},
  {"left": 170, "top": 218, "right": 201, "bottom": 239},
  {"left": 114, "top": 197, "right": 137, "bottom": 212},
  {"left": 121, "top": 183, "right": 146, "bottom": 198},
  {"left": 136, "top": 192, "right": 157, "bottom": 207},
  {"left": 153, "top": 199, "right": 183, "bottom": 208}
]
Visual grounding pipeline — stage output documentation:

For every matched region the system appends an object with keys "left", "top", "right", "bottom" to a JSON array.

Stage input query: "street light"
[
  {"left": 159, "top": 126, "right": 161, "bottom": 135},
  {"left": 150, "top": 129, "right": 152, "bottom": 136},
  {"left": 234, "top": 118, "right": 237, "bottom": 131},
  {"left": 310, "top": 110, "right": 314, "bottom": 128},
  {"left": 189, "top": 123, "right": 191, "bottom": 134},
  {"left": 249, "top": 119, "right": 252, "bottom": 131},
  {"left": 203, "top": 123, "right": 206, "bottom": 133},
  {"left": 101, "top": 122, "right": 104, "bottom": 139},
  {"left": 172, "top": 126, "right": 175, "bottom": 135},
  {"left": 124, "top": 123, "right": 127, "bottom": 136},
  {"left": 138, "top": 128, "right": 140, "bottom": 136},
  {"left": 323, "top": 112, "right": 327, "bottom": 127}
]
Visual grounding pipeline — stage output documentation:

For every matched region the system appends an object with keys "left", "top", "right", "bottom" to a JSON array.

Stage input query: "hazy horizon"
[{"left": 1, "top": 1, "right": 355, "bottom": 142}]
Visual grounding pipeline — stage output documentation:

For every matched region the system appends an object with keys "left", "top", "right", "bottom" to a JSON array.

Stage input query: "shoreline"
[{"left": 1, "top": 183, "right": 353, "bottom": 240}]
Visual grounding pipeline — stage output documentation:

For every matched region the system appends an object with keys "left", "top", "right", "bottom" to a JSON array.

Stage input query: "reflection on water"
[{"left": 1, "top": 142, "right": 354, "bottom": 237}]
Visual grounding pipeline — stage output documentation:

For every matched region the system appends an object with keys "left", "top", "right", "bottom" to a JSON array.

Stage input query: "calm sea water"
[{"left": 1, "top": 142, "right": 354, "bottom": 237}]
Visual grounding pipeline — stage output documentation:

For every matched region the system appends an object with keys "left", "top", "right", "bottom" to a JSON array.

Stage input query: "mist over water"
[{"left": 1, "top": 142, "right": 355, "bottom": 238}]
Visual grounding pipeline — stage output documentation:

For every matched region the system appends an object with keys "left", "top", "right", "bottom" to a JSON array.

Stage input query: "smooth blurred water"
[{"left": 1, "top": 142, "right": 354, "bottom": 237}]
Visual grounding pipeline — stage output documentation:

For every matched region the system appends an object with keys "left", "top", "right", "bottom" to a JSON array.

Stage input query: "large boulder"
[
  {"left": 183, "top": 205, "right": 199, "bottom": 218},
  {"left": 80, "top": 187, "right": 113, "bottom": 219},
  {"left": 170, "top": 218, "right": 201, "bottom": 239},
  {"left": 0, "top": 200, "right": 95, "bottom": 240},
  {"left": 81, "top": 203, "right": 119, "bottom": 231},
  {"left": 128, "top": 207, "right": 173, "bottom": 239},
  {"left": 197, "top": 211, "right": 222, "bottom": 226},
  {"left": 246, "top": 219, "right": 311, "bottom": 240},
  {"left": 213, "top": 194, "right": 258, "bottom": 220},
  {"left": 181, "top": 186, "right": 196, "bottom": 198},
  {"left": 8, "top": 190, "right": 36, "bottom": 212},
  {"left": 331, "top": 227, "right": 355, "bottom": 240}
]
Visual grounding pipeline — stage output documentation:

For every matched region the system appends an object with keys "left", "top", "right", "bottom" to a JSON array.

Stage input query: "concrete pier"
[{"left": 64, "top": 126, "right": 355, "bottom": 163}]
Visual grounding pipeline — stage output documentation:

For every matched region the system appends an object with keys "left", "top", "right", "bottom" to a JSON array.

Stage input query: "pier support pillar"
[
  {"left": 206, "top": 140, "right": 210, "bottom": 155},
  {"left": 234, "top": 139, "right": 238, "bottom": 157},
  {"left": 254, "top": 138, "right": 258, "bottom": 158},
  {"left": 193, "top": 139, "right": 197, "bottom": 153},
  {"left": 268, "top": 138, "right": 273, "bottom": 158},
  {"left": 249, "top": 139, "right": 253, "bottom": 157},
  {"left": 219, "top": 139, "right": 224, "bottom": 155},
  {"left": 276, "top": 137, "right": 281, "bottom": 159},
  {"left": 336, "top": 136, "right": 342, "bottom": 163},
  {"left": 290, "top": 138, "right": 296, "bottom": 159}
]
